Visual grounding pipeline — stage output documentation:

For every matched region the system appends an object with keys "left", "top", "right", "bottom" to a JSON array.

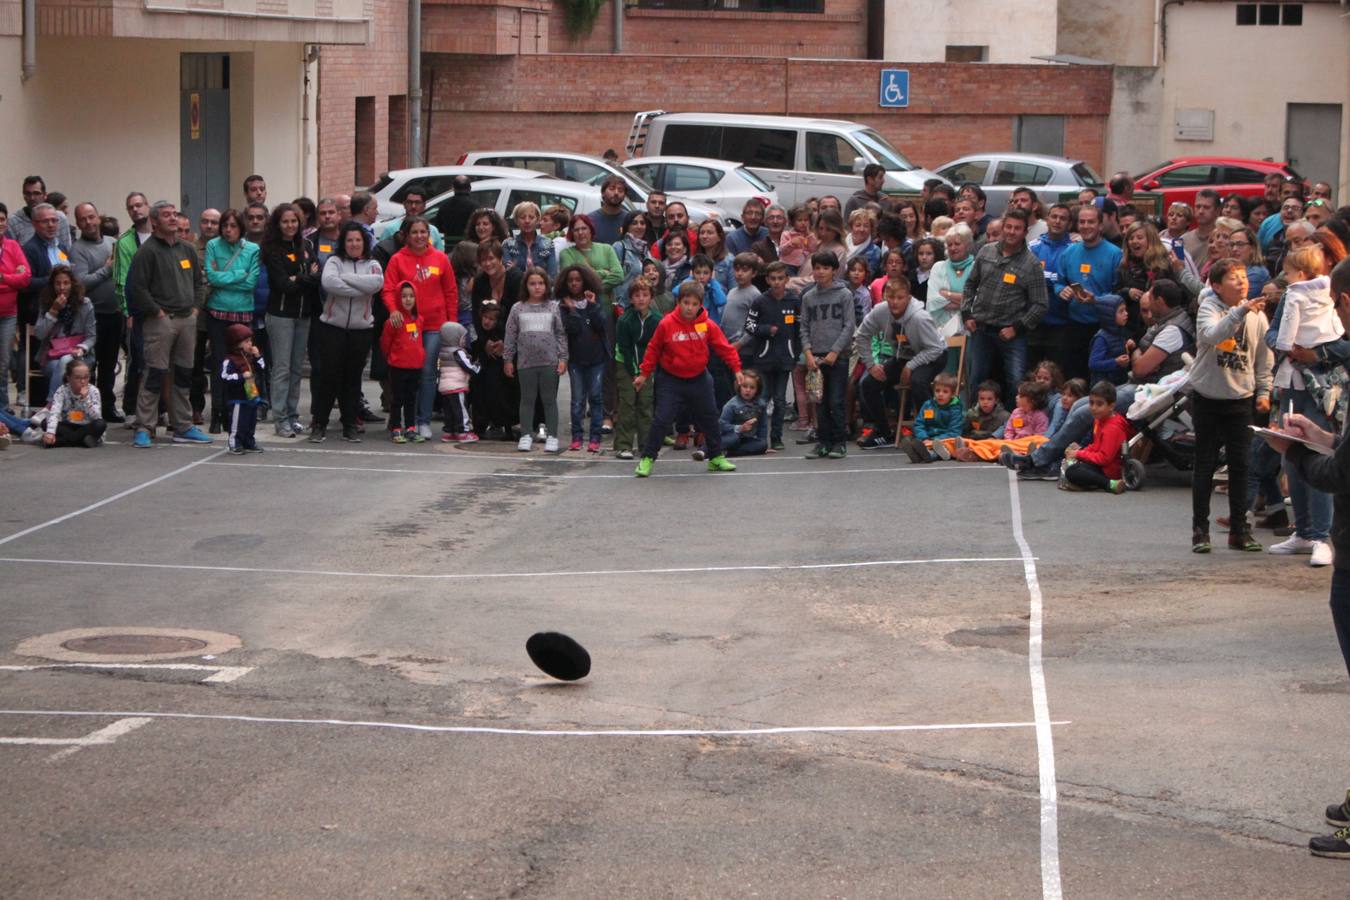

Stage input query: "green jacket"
[
  {"left": 112, "top": 228, "right": 146, "bottom": 315},
  {"left": 204, "top": 237, "right": 260, "bottom": 314},
  {"left": 615, "top": 305, "right": 660, "bottom": 376},
  {"left": 560, "top": 243, "right": 624, "bottom": 309}
]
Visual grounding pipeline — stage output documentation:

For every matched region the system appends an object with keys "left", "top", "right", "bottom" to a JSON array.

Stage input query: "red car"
[{"left": 1133, "top": 156, "right": 1300, "bottom": 208}]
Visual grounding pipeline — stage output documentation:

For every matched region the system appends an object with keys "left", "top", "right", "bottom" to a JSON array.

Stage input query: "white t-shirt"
[{"left": 1151, "top": 324, "right": 1184, "bottom": 355}]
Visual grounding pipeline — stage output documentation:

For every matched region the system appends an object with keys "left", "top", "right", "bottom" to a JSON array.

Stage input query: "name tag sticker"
[
  {"left": 287, "top": 253, "right": 296, "bottom": 262},
  {"left": 784, "top": 314, "right": 795, "bottom": 324},
  {"left": 179, "top": 259, "right": 191, "bottom": 269},
  {"left": 923, "top": 409, "right": 935, "bottom": 419},
  {"left": 972, "top": 419, "right": 980, "bottom": 429},
  {"left": 68, "top": 410, "right": 85, "bottom": 423},
  {"left": 1216, "top": 338, "right": 1237, "bottom": 353},
  {"left": 58, "top": 251, "right": 68, "bottom": 261},
  {"left": 319, "top": 244, "right": 332, "bottom": 254},
  {"left": 1002, "top": 272, "right": 1017, "bottom": 284},
  {"left": 405, "top": 323, "right": 418, "bottom": 333},
  {"left": 1079, "top": 263, "right": 1092, "bottom": 274},
  {"left": 1013, "top": 417, "right": 1025, "bottom": 428},
  {"left": 428, "top": 266, "right": 441, "bottom": 276},
  {"left": 896, "top": 334, "right": 908, "bottom": 343},
  {"left": 694, "top": 322, "right": 708, "bottom": 333}
]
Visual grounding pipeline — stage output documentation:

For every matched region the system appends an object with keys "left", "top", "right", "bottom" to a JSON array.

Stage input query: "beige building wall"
[
  {"left": 1158, "top": 2, "right": 1350, "bottom": 198},
  {"left": 0, "top": 37, "right": 308, "bottom": 224},
  {"left": 882, "top": 0, "right": 1056, "bottom": 63},
  {"left": 1056, "top": 0, "right": 1154, "bottom": 67}
]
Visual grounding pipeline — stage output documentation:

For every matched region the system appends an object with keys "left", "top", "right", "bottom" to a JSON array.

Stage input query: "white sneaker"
[
  {"left": 417, "top": 424, "right": 433, "bottom": 440},
  {"left": 1311, "top": 540, "right": 1334, "bottom": 567},
  {"left": 536, "top": 425, "right": 547, "bottom": 441},
  {"left": 933, "top": 440, "right": 952, "bottom": 461},
  {"left": 544, "top": 436, "right": 560, "bottom": 453},
  {"left": 517, "top": 435, "right": 533, "bottom": 452},
  {"left": 1268, "top": 534, "right": 1316, "bottom": 555}
]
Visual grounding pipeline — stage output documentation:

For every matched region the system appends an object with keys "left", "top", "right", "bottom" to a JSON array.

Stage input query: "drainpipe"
[
  {"left": 22, "top": 0, "right": 37, "bottom": 81},
  {"left": 612, "top": 0, "right": 622, "bottom": 54},
  {"left": 302, "top": 45, "right": 319, "bottom": 199},
  {"left": 408, "top": 0, "right": 422, "bottom": 167}
]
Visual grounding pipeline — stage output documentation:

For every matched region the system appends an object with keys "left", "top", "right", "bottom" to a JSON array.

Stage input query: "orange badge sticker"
[
  {"left": 428, "top": 266, "right": 441, "bottom": 276},
  {"left": 1002, "top": 272, "right": 1017, "bottom": 284},
  {"left": 58, "top": 251, "right": 68, "bottom": 261},
  {"left": 923, "top": 409, "right": 935, "bottom": 419},
  {"left": 405, "top": 323, "right": 418, "bottom": 333},
  {"left": 1216, "top": 338, "right": 1237, "bottom": 353},
  {"left": 179, "top": 259, "right": 192, "bottom": 269},
  {"left": 784, "top": 314, "right": 795, "bottom": 324},
  {"left": 319, "top": 244, "right": 332, "bottom": 254},
  {"left": 1012, "top": 417, "right": 1025, "bottom": 428},
  {"left": 68, "top": 410, "right": 85, "bottom": 423},
  {"left": 695, "top": 322, "right": 707, "bottom": 333},
  {"left": 1079, "top": 263, "right": 1092, "bottom": 274},
  {"left": 287, "top": 253, "right": 296, "bottom": 262}
]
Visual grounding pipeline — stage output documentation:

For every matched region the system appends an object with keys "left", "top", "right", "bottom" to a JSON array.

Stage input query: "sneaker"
[
  {"left": 568, "top": 437, "right": 583, "bottom": 451},
  {"left": 403, "top": 427, "right": 417, "bottom": 441},
  {"left": 392, "top": 432, "right": 407, "bottom": 444},
  {"left": 1309, "top": 826, "right": 1350, "bottom": 859},
  {"left": 1110, "top": 478, "right": 1127, "bottom": 495},
  {"left": 1268, "top": 534, "right": 1316, "bottom": 555},
  {"left": 544, "top": 436, "right": 560, "bottom": 453},
  {"left": 1227, "top": 531, "right": 1262, "bottom": 551},
  {"left": 1255, "top": 508, "right": 1290, "bottom": 530},
  {"left": 536, "top": 424, "right": 548, "bottom": 442},
  {"left": 858, "top": 434, "right": 892, "bottom": 450},
  {"left": 132, "top": 430, "right": 153, "bottom": 449},
  {"left": 228, "top": 445, "right": 245, "bottom": 455},
  {"left": 691, "top": 448, "right": 706, "bottom": 462},
  {"left": 1017, "top": 464, "right": 1059, "bottom": 481},
  {"left": 1057, "top": 470, "right": 1084, "bottom": 491},
  {"left": 517, "top": 435, "right": 533, "bottom": 452},
  {"left": 359, "top": 405, "right": 384, "bottom": 424},
  {"left": 795, "top": 429, "right": 818, "bottom": 445},
  {"left": 662, "top": 435, "right": 676, "bottom": 447},
  {"left": 1326, "top": 790, "right": 1350, "bottom": 828},
  {"left": 441, "top": 431, "right": 456, "bottom": 443},
  {"left": 999, "top": 446, "right": 1028, "bottom": 470},
  {"left": 634, "top": 456, "right": 654, "bottom": 477},
  {"left": 827, "top": 444, "right": 847, "bottom": 459},
  {"left": 1192, "top": 528, "right": 1212, "bottom": 554},
  {"left": 602, "top": 419, "right": 614, "bottom": 434},
  {"left": 707, "top": 455, "right": 736, "bottom": 472},
  {"left": 460, "top": 432, "right": 479, "bottom": 444},
  {"left": 901, "top": 438, "right": 929, "bottom": 464},
  {"left": 803, "top": 444, "right": 828, "bottom": 459},
  {"left": 933, "top": 440, "right": 952, "bottom": 461},
  {"left": 172, "top": 426, "right": 213, "bottom": 444},
  {"left": 674, "top": 434, "right": 689, "bottom": 451},
  {"left": 417, "top": 424, "right": 433, "bottom": 441},
  {"left": 410, "top": 430, "right": 428, "bottom": 443},
  {"left": 274, "top": 426, "right": 297, "bottom": 439},
  {"left": 1311, "top": 540, "right": 1334, "bottom": 568},
  {"left": 288, "top": 420, "right": 308, "bottom": 436},
  {"left": 856, "top": 426, "right": 875, "bottom": 447},
  {"left": 770, "top": 439, "right": 785, "bottom": 452},
  {"left": 244, "top": 444, "right": 264, "bottom": 453},
  {"left": 617, "top": 449, "right": 634, "bottom": 460},
  {"left": 587, "top": 440, "right": 601, "bottom": 453},
  {"left": 309, "top": 425, "right": 326, "bottom": 444},
  {"left": 342, "top": 426, "right": 362, "bottom": 443}
]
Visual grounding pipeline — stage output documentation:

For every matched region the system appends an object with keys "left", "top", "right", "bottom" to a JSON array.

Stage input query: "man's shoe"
[
  {"left": 274, "top": 426, "right": 296, "bottom": 438},
  {"left": 342, "top": 426, "right": 362, "bottom": 443},
  {"left": 172, "top": 426, "right": 212, "bottom": 444},
  {"left": 1309, "top": 826, "right": 1350, "bottom": 859},
  {"left": 359, "top": 405, "right": 384, "bottom": 424},
  {"left": 796, "top": 428, "right": 818, "bottom": 445},
  {"left": 673, "top": 434, "right": 689, "bottom": 451},
  {"left": 827, "top": 444, "right": 847, "bottom": 459},
  {"left": 1017, "top": 464, "right": 1059, "bottom": 481},
  {"left": 392, "top": 432, "right": 407, "bottom": 444},
  {"left": 309, "top": 425, "right": 326, "bottom": 443},
  {"left": 635, "top": 456, "right": 654, "bottom": 477},
  {"left": 1268, "top": 534, "right": 1316, "bottom": 555},
  {"left": 228, "top": 445, "right": 245, "bottom": 455},
  {"left": 1325, "top": 790, "right": 1350, "bottom": 828},
  {"left": 1000, "top": 446, "right": 1029, "bottom": 470},
  {"left": 104, "top": 411, "right": 126, "bottom": 424},
  {"left": 587, "top": 440, "right": 601, "bottom": 453},
  {"left": 1192, "top": 528, "right": 1212, "bottom": 554},
  {"left": 1255, "top": 508, "right": 1290, "bottom": 530},
  {"left": 208, "top": 422, "right": 222, "bottom": 435},
  {"left": 707, "top": 455, "right": 736, "bottom": 472},
  {"left": 803, "top": 444, "right": 828, "bottom": 459},
  {"left": 617, "top": 449, "right": 634, "bottom": 460},
  {"left": 132, "top": 430, "right": 153, "bottom": 449},
  {"left": 1311, "top": 540, "right": 1335, "bottom": 568},
  {"left": 859, "top": 434, "right": 892, "bottom": 450},
  {"left": 244, "top": 444, "right": 264, "bottom": 454},
  {"left": 1227, "top": 531, "right": 1262, "bottom": 551}
]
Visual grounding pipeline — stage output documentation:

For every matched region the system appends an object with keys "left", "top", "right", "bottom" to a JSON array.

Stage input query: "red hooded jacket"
[
  {"left": 380, "top": 281, "right": 427, "bottom": 370},
  {"left": 0, "top": 236, "right": 33, "bottom": 318},
  {"left": 382, "top": 245, "right": 456, "bottom": 331},
  {"left": 1074, "top": 412, "right": 1132, "bottom": 479},
  {"left": 639, "top": 307, "right": 742, "bottom": 380}
]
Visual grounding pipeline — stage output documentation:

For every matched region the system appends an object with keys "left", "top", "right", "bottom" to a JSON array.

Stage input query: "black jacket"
[
  {"left": 744, "top": 289, "right": 800, "bottom": 370},
  {"left": 1288, "top": 429, "right": 1350, "bottom": 570},
  {"left": 263, "top": 238, "right": 319, "bottom": 318}
]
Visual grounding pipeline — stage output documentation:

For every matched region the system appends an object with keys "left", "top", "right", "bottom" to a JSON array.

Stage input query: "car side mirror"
[
  {"left": 852, "top": 158, "right": 867, "bottom": 175},
  {"left": 1146, "top": 179, "right": 1160, "bottom": 190}
]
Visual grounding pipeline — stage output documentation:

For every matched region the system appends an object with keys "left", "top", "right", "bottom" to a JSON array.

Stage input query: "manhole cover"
[
  {"left": 16, "top": 627, "right": 242, "bottom": 662},
  {"left": 62, "top": 635, "right": 209, "bottom": 655}
]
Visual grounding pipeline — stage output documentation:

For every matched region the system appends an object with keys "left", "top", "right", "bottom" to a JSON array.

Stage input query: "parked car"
[
  {"left": 366, "top": 166, "right": 547, "bottom": 221},
  {"left": 1132, "top": 156, "right": 1299, "bottom": 208},
  {"left": 457, "top": 149, "right": 723, "bottom": 223},
  {"left": 621, "top": 156, "right": 776, "bottom": 211},
  {"left": 934, "top": 153, "right": 1103, "bottom": 215},
  {"left": 625, "top": 110, "right": 944, "bottom": 206},
  {"left": 379, "top": 176, "right": 636, "bottom": 240}
]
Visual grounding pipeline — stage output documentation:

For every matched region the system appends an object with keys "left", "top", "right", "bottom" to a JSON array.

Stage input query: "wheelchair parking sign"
[{"left": 879, "top": 69, "right": 909, "bottom": 108}]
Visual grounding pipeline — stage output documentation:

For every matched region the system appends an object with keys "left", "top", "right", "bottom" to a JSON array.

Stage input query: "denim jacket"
[{"left": 502, "top": 233, "right": 558, "bottom": 280}]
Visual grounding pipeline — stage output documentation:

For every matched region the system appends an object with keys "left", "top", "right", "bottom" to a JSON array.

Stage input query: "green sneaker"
[
  {"left": 662, "top": 435, "right": 676, "bottom": 447},
  {"left": 827, "top": 444, "right": 847, "bottom": 459},
  {"left": 771, "top": 439, "right": 785, "bottom": 452},
  {"left": 634, "top": 457, "right": 654, "bottom": 478},
  {"left": 707, "top": 455, "right": 736, "bottom": 473},
  {"left": 804, "top": 444, "right": 828, "bottom": 459}
]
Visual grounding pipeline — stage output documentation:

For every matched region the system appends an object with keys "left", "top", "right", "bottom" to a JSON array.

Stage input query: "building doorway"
[{"left": 181, "top": 53, "right": 231, "bottom": 220}]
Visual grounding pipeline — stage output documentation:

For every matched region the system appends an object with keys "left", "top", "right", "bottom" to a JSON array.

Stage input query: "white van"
[{"left": 626, "top": 111, "right": 943, "bottom": 207}]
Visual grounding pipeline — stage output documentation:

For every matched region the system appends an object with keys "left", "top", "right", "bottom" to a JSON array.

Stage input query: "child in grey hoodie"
[
  {"left": 438, "top": 321, "right": 480, "bottom": 442},
  {"left": 798, "top": 251, "right": 856, "bottom": 459}
]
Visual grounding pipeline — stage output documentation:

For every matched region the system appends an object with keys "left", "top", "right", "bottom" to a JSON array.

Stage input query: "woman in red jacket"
[
  {"left": 382, "top": 216, "right": 456, "bottom": 440},
  {"left": 1, "top": 203, "right": 35, "bottom": 412},
  {"left": 1060, "top": 380, "right": 1132, "bottom": 494}
]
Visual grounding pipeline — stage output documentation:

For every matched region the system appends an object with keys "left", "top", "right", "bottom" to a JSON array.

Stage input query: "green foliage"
[{"left": 560, "top": 0, "right": 605, "bottom": 40}]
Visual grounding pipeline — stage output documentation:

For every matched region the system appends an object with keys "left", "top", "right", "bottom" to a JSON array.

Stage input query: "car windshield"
[
  {"left": 734, "top": 167, "right": 773, "bottom": 191},
  {"left": 584, "top": 169, "right": 654, "bottom": 195},
  {"left": 368, "top": 173, "right": 394, "bottom": 194},
  {"left": 1072, "top": 163, "right": 1104, "bottom": 187},
  {"left": 1140, "top": 161, "right": 1175, "bottom": 180},
  {"left": 853, "top": 129, "right": 915, "bottom": 172}
]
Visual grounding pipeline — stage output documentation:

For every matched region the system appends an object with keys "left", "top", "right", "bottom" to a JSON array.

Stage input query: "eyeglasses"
[
  {"left": 1229, "top": 239, "right": 1251, "bottom": 247},
  {"left": 1307, "top": 199, "right": 1328, "bottom": 209}
]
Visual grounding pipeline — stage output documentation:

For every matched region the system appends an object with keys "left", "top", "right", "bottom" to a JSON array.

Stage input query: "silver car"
[
  {"left": 621, "top": 156, "right": 777, "bottom": 212},
  {"left": 934, "top": 153, "right": 1104, "bottom": 215}
]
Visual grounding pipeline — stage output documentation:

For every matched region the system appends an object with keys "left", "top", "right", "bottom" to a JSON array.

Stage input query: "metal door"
[
  {"left": 180, "top": 53, "right": 231, "bottom": 219},
  {"left": 1286, "top": 103, "right": 1342, "bottom": 189}
]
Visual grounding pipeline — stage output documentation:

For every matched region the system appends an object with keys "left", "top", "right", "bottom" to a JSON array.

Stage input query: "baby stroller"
[{"left": 1120, "top": 360, "right": 1196, "bottom": 490}]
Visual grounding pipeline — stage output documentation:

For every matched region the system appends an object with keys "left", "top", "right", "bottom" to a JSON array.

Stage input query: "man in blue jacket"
[{"left": 1054, "top": 204, "right": 1121, "bottom": 379}]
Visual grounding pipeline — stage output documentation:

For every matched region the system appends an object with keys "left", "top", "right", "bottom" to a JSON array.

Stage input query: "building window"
[
  {"left": 635, "top": 0, "right": 823, "bottom": 10},
  {"left": 355, "top": 96, "right": 375, "bottom": 188},
  {"left": 1238, "top": 4, "right": 1302, "bottom": 26},
  {"left": 945, "top": 45, "right": 987, "bottom": 63},
  {"left": 388, "top": 95, "right": 408, "bottom": 170}
]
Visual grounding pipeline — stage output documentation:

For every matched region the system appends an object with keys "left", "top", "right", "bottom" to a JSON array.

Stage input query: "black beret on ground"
[{"left": 526, "top": 632, "right": 591, "bottom": 681}]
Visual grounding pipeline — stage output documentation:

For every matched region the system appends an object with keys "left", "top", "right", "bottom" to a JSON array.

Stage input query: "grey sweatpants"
[{"left": 518, "top": 366, "right": 559, "bottom": 438}]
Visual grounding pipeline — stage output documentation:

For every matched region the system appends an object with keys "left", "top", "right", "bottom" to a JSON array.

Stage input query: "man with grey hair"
[
  {"left": 9, "top": 176, "right": 72, "bottom": 252},
  {"left": 128, "top": 201, "right": 211, "bottom": 447},
  {"left": 752, "top": 204, "right": 788, "bottom": 271},
  {"left": 725, "top": 199, "right": 769, "bottom": 256}
]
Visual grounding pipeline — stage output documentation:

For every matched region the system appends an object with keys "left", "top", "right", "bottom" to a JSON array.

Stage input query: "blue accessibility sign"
[{"left": 879, "top": 69, "right": 910, "bottom": 109}]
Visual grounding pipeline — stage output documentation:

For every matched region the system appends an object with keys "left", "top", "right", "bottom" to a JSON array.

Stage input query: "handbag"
[
  {"left": 47, "top": 334, "right": 83, "bottom": 360},
  {"left": 805, "top": 367, "right": 823, "bottom": 404}
]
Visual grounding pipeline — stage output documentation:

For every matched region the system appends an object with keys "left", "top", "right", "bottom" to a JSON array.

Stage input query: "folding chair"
[
  {"left": 21, "top": 324, "right": 46, "bottom": 416},
  {"left": 894, "top": 334, "right": 968, "bottom": 448}
]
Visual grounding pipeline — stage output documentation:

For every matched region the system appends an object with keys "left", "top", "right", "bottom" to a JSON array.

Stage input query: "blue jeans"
[
  {"left": 265, "top": 314, "right": 309, "bottom": 428},
  {"left": 966, "top": 327, "right": 1027, "bottom": 407},
  {"left": 1244, "top": 438, "right": 1285, "bottom": 512},
  {"left": 417, "top": 328, "right": 441, "bottom": 427},
  {"left": 1283, "top": 388, "right": 1332, "bottom": 541},
  {"left": 1030, "top": 387, "right": 1135, "bottom": 468},
  {"left": 569, "top": 361, "right": 605, "bottom": 443},
  {"left": 815, "top": 357, "right": 851, "bottom": 446},
  {"left": 0, "top": 405, "right": 29, "bottom": 433},
  {"left": 0, "top": 315, "right": 16, "bottom": 409},
  {"left": 761, "top": 367, "right": 791, "bottom": 443}
]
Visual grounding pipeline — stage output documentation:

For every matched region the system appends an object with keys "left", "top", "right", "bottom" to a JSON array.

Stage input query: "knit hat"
[{"left": 225, "top": 324, "right": 252, "bottom": 349}]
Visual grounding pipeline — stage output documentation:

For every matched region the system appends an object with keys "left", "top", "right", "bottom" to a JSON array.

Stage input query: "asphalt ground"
[{"left": 2, "top": 389, "right": 1349, "bottom": 897}]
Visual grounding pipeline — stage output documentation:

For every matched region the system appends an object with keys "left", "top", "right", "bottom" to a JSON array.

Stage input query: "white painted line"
[
  {"left": 0, "top": 449, "right": 227, "bottom": 548},
  {"left": 0, "top": 715, "right": 152, "bottom": 748},
  {"left": 0, "top": 709, "right": 1069, "bottom": 739},
  {"left": 203, "top": 460, "right": 989, "bottom": 480},
  {"left": 0, "top": 663, "right": 254, "bottom": 684},
  {"left": 1007, "top": 469, "right": 1062, "bottom": 900},
  {"left": 0, "top": 554, "right": 1030, "bottom": 582}
]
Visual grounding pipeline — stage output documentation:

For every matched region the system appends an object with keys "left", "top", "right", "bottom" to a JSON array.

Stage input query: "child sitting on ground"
[
  {"left": 43, "top": 358, "right": 106, "bottom": 448},
  {"left": 220, "top": 324, "right": 265, "bottom": 454},
  {"left": 438, "top": 321, "right": 480, "bottom": 443},
  {"left": 1089, "top": 301, "right": 1132, "bottom": 386},
  {"left": 948, "top": 380, "right": 1009, "bottom": 461},
  {"left": 946, "top": 381, "right": 1052, "bottom": 462},
  {"left": 719, "top": 369, "right": 769, "bottom": 457},
  {"left": 902, "top": 371, "right": 964, "bottom": 463},
  {"left": 1051, "top": 379, "right": 1088, "bottom": 440},
  {"left": 381, "top": 281, "right": 425, "bottom": 444},
  {"left": 1030, "top": 361, "right": 1068, "bottom": 437},
  {"left": 1060, "top": 380, "right": 1133, "bottom": 494}
]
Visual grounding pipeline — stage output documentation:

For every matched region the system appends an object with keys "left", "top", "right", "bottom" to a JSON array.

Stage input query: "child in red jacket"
[
  {"left": 1061, "top": 380, "right": 1133, "bottom": 494},
  {"left": 380, "top": 281, "right": 426, "bottom": 443},
  {"left": 632, "top": 281, "right": 743, "bottom": 477}
]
